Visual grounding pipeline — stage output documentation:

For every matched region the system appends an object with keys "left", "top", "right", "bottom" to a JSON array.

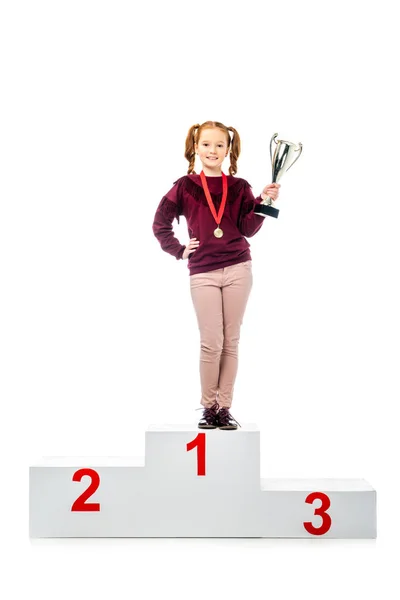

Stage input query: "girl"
[{"left": 152, "top": 121, "right": 280, "bottom": 430}]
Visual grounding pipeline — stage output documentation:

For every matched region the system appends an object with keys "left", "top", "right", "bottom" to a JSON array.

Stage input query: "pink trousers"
[{"left": 189, "top": 260, "right": 253, "bottom": 409}]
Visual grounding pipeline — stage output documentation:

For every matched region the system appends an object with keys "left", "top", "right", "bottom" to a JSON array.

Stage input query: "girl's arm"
[
  {"left": 152, "top": 179, "right": 186, "bottom": 260},
  {"left": 238, "top": 181, "right": 267, "bottom": 238}
]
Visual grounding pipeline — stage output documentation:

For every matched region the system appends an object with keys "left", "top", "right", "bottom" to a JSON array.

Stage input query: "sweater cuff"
[{"left": 177, "top": 245, "right": 186, "bottom": 260}]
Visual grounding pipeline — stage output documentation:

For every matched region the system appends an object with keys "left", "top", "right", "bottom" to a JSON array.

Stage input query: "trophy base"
[{"left": 254, "top": 204, "right": 279, "bottom": 218}]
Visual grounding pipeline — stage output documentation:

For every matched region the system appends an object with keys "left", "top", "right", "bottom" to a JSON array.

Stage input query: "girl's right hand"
[{"left": 182, "top": 238, "right": 200, "bottom": 260}]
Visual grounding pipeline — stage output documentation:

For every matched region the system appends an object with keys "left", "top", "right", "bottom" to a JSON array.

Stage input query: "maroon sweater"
[{"left": 152, "top": 173, "right": 267, "bottom": 275}]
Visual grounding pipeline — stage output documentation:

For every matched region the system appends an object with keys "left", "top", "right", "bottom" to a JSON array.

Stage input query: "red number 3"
[
  {"left": 71, "top": 468, "right": 100, "bottom": 512},
  {"left": 303, "top": 491, "right": 332, "bottom": 535}
]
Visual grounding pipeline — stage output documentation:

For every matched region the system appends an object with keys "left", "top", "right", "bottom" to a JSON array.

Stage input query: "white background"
[{"left": 1, "top": 0, "right": 399, "bottom": 597}]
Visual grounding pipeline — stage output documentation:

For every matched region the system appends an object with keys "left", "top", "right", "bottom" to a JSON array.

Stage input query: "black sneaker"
[
  {"left": 197, "top": 402, "right": 219, "bottom": 429},
  {"left": 217, "top": 407, "right": 241, "bottom": 430}
]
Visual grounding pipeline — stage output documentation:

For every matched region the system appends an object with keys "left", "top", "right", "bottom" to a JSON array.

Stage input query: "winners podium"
[{"left": 29, "top": 424, "right": 376, "bottom": 538}]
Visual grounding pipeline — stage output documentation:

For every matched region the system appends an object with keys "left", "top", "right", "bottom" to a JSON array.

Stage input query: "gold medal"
[{"left": 214, "top": 227, "right": 223, "bottom": 238}]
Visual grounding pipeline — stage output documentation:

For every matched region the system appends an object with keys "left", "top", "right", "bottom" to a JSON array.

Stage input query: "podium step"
[
  {"left": 29, "top": 425, "right": 376, "bottom": 538},
  {"left": 259, "top": 478, "right": 376, "bottom": 538},
  {"left": 145, "top": 423, "right": 260, "bottom": 490}
]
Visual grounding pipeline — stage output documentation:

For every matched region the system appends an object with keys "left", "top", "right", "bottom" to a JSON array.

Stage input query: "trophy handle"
[
  {"left": 270, "top": 133, "right": 278, "bottom": 163},
  {"left": 285, "top": 142, "right": 303, "bottom": 172}
]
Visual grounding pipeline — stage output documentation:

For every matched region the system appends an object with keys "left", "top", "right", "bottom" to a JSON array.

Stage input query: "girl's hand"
[
  {"left": 182, "top": 238, "right": 200, "bottom": 260},
  {"left": 261, "top": 183, "right": 280, "bottom": 202}
]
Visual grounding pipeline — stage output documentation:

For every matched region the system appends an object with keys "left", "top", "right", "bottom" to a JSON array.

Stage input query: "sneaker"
[
  {"left": 217, "top": 407, "right": 241, "bottom": 430},
  {"left": 197, "top": 402, "right": 219, "bottom": 429}
]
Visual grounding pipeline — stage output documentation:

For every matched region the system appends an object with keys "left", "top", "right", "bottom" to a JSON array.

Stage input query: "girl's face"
[{"left": 195, "top": 128, "right": 229, "bottom": 174}]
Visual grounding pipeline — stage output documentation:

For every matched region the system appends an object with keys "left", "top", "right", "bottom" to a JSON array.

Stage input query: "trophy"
[{"left": 255, "top": 133, "right": 303, "bottom": 218}]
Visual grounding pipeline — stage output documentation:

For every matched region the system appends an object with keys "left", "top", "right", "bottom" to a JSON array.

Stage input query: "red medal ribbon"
[{"left": 199, "top": 170, "right": 228, "bottom": 229}]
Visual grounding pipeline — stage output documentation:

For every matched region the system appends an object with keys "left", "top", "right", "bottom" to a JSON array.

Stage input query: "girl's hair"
[{"left": 184, "top": 121, "right": 241, "bottom": 176}]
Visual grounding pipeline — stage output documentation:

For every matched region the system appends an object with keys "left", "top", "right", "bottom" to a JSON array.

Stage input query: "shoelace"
[
  {"left": 218, "top": 408, "right": 241, "bottom": 428},
  {"left": 196, "top": 402, "right": 220, "bottom": 418}
]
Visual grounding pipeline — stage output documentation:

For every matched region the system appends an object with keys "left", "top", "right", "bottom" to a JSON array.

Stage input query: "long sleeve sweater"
[{"left": 152, "top": 173, "right": 268, "bottom": 276}]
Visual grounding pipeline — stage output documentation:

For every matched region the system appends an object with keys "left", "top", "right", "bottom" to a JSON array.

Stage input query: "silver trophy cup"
[{"left": 255, "top": 132, "right": 303, "bottom": 218}]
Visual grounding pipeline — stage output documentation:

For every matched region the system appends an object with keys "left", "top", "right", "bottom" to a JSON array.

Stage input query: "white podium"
[{"left": 29, "top": 424, "right": 376, "bottom": 538}]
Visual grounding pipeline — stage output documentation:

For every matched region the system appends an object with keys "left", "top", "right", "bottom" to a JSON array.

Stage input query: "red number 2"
[
  {"left": 186, "top": 433, "right": 206, "bottom": 476},
  {"left": 303, "top": 491, "right": 332, "bottom": 535},
  {"left": 71, "top": 468, "right": 100, "bottom": 511}
]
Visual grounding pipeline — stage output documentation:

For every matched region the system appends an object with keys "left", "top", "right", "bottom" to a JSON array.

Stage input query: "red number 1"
[{"left": 186, "top": 433, "right": 206, "bottom": 476}]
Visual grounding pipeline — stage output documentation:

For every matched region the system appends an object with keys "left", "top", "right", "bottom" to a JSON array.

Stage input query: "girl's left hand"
[{"left": 262, "top": 183, "right": 280, "bottom": 201}]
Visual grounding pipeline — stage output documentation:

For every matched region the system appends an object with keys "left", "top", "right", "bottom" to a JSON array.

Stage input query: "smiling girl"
[{"left": 152, "top": 121, "right": 280, "bottom": 430}]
